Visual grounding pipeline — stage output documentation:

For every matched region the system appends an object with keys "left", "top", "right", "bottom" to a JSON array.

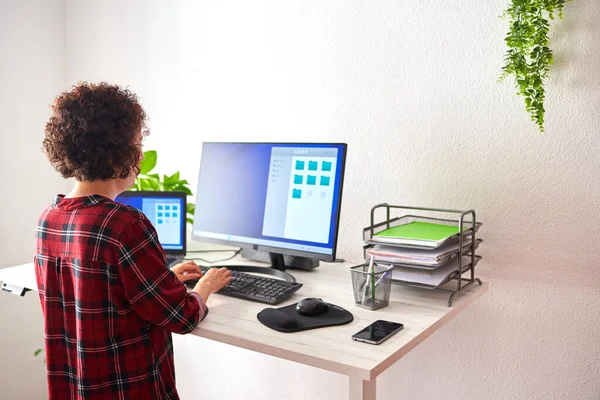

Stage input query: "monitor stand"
[
  {"left": 221, "top": 249, "right": 320, "bottom": 284},
  {"left": 240, "top": 248, "right": 320, "bottom": 270}
]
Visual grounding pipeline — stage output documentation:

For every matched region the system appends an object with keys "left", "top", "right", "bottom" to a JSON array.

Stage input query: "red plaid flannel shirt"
[{"left": 35, "top": 194, "right": 207, "bottom": 400}]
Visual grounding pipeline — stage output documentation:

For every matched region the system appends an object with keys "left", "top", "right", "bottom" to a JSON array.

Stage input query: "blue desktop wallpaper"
[{"left": 193, "top": 143, "right": 345, "bottom": 251}]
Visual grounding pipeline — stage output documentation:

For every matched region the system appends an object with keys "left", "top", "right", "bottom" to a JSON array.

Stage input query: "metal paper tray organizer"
[{"left": 360, "top": 204, "right": 483, "bottom": 307}]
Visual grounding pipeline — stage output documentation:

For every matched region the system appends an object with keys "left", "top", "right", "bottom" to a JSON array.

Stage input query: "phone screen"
[{"left": 352, "top": 320, "right": 403, "bottom": 344}]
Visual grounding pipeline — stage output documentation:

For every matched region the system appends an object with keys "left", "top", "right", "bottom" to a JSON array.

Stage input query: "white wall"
[
  {"left": 0, "top": 0, "right": 69, "bottom": 398},
  {"left": 1, "top": 0, "right": 592, "bottom": 398}
]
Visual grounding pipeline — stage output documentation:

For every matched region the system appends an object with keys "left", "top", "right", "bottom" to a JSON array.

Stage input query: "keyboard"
[{"left": 185, "top": 267, "right": 303, "bottom": 305}]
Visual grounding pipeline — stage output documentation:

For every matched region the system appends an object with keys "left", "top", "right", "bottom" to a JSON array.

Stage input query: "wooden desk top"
[{"left": 0, "top": 260, "right": 487, "bottom": 381}]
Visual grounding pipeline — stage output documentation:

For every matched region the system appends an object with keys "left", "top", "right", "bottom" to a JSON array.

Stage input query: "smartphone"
[{"left": 352, "top": 320, "right": 404, "bottom": 345}]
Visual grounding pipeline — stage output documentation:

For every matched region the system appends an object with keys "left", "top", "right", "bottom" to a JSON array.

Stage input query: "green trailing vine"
[{"left": 500, "top": 0, "right": 571, "bottom": 132}]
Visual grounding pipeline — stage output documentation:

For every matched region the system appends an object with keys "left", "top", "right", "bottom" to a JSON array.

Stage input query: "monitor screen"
[
  {"left": 115, "top": 192, "right": 186, "bottom": 252},
  {"left": 192, "top": 142, "right": 346, "bottom": 261}
]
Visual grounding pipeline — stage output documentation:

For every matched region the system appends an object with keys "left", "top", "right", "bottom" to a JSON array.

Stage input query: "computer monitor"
[
  {"left": 192, "top": 142, "right": 347, "bottom": 277},
  {"left": 115, "top": 191, "right": 187, "bottom": 257}
]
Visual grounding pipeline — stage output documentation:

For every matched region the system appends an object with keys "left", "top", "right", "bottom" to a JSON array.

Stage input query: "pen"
[
  {"left": 362, "top": 256, "right": 375, "bottom": 303},
  {"left": 374, "top": 269, "right": 391, "bottom": 287},
  {"left": 369, "top": 256, "right": 375, "bottom": 304}
]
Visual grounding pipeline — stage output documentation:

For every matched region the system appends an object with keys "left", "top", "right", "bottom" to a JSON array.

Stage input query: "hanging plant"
[{"left": 500, "top": 0, "right": 571, "bottom": 132}]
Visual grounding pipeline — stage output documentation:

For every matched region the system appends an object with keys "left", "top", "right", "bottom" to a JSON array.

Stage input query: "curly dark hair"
[{"left": 43, "top": 82, "right": 149, "bottom": 181}]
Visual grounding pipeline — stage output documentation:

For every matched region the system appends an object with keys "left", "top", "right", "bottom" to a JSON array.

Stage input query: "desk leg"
[{"left": 349, "top": 377, "right": 376, "bottom": 400}]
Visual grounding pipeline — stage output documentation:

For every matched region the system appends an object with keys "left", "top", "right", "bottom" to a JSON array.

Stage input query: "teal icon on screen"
[
  {"left": 292, "top": 189, "right": 302, "bottom": 199},
  {"left": 307, "top": 175, "right": 317, "bottom": 185},
  {"left": 308, "top": 161, "right": 318, "bottom": 171},
  {"left": 320, "top": 176, "right": 330, "bottom": 186},
  {"left": 294, "top": 174, "right": 303, "bottom": 184},
  {"left": 322, "top": 161, "right": 332, "bottom": 171},
  {"left": 295, "top": 160, "right": 305, "bottom": 170}
]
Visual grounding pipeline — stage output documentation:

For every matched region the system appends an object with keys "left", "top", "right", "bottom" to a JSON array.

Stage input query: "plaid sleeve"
[{"left": 117, "top": 218, "right": 207, "bottom": 334}]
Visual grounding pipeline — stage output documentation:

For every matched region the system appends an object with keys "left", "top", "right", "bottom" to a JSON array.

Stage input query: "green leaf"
[
  {"left": 139, "top": 151, "right": 157, "bottom": 174},
  {"left": 186, "top": 203, "right": 195, "bottom": 214},
  {"left": 164, "top": 172, "right": 180, "bottom": 184},
  {"left": 185, "top": 204, "right": 195, "bottom": 225},
  {"left": 34, "top": 349, "right": 43, "bottom": 356},
  {"left": 163, "top": 179, "right": 176, "bottom": 191},
  {"left": 144, "top": 173, "right": 160, "bottom": 182},
  {"left": 163, "top": 172, "right": 188, "bottom": 191},
  {"left": 139, "top": 179, "right": 151, "bottom": 190},
  {"left": 151, "top": 180, "right": 162, "bottom": 190},
  {"left": 140, "top": 178, "right": 160, "bottom": 191},
  {"left": 172, "top": 184, "right": 193, "bottom": 195}
]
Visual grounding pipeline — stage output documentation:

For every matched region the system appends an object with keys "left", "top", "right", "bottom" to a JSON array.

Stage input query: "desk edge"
[{"left": 192, "top": 328, "right": 373, "bottom": 380}]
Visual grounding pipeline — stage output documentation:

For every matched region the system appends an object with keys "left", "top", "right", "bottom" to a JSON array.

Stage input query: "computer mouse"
[{"left": 296, "top": 298, "right": 329, "bottom": 317}]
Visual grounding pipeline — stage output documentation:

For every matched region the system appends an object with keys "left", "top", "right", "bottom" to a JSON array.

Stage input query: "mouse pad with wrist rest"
[{"left": 257, "top": 302, "right": 354, "bottom": 333}]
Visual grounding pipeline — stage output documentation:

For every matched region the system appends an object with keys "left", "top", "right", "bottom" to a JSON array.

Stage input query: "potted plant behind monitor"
[{"left": 131, "top": 150, "right": 196, "bottom": 224}]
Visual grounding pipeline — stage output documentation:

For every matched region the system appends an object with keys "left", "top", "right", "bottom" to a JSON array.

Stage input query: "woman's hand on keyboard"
[
  {"left": 193, "top": 267, "right": 232, "bottom": 302},
  {"left": 170, "top": 261, "right": 203, "bottom": 282}
]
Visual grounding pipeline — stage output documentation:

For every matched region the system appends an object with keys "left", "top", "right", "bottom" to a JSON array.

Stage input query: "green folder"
[{"left": 374, "top": 222, "right": 461, "bottom": 248}]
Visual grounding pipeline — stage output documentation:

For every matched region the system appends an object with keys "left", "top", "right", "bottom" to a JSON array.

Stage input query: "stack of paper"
[
  {"left": 366, "top": 239, "right": 480, "bottom": 268},
  {"left": 390, "top": 256, "right": 480, "bottom": 287},
  {"left": 371, "top": 221, "right": 467, "bottom": 249}
]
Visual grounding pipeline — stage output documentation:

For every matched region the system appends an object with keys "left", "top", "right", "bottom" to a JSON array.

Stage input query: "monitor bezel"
[
  {"left": 191, "top": 142, "right": 347, "bottom": 262},
  {"left": 116, "top": 190, "right": 187, "bottom": 255}
]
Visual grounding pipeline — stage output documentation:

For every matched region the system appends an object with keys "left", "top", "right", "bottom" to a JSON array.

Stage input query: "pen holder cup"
[{"left": 350, "top": 263, "right": 394, "bottom": 310}]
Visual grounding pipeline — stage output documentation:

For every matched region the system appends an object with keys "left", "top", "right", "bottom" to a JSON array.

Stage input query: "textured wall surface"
[
  {"left": 0, "top": 0, "right": 69, "bottom": 398},
  {"left": 4, "top": 0, "right": 600, "bottom": 398}
]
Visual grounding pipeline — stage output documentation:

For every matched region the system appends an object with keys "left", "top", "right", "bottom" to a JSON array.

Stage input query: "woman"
[{"left": 36, "top": 82, "right": 231, "bottom": 399}]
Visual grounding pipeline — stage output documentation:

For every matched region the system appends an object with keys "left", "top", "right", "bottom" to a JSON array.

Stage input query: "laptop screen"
[{"left": 115, "top": 191, "right": 186, "bottom": 252}]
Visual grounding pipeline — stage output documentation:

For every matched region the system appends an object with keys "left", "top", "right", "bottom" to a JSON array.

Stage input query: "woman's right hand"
[{"left": 193, "top": 267, "right": 232, "bottom": 303}]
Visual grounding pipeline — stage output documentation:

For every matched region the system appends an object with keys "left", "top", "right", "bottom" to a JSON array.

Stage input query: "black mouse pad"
[{"left": 257, "top": 302, "right": 354, "bottom": 333}]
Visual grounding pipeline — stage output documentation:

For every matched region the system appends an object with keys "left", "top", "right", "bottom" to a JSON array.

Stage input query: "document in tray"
[
  {"left": 390, "top": 256, "right": 478, "bottom": 287},
  {"left": 367, "top": 239, "right": 480, "bottom": 267},
  {"left": 370, "top": 221, "right": 479, "bottom": 249},
  {"left": 373, "top": 222, "right": 462, "bottom": 248}
]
